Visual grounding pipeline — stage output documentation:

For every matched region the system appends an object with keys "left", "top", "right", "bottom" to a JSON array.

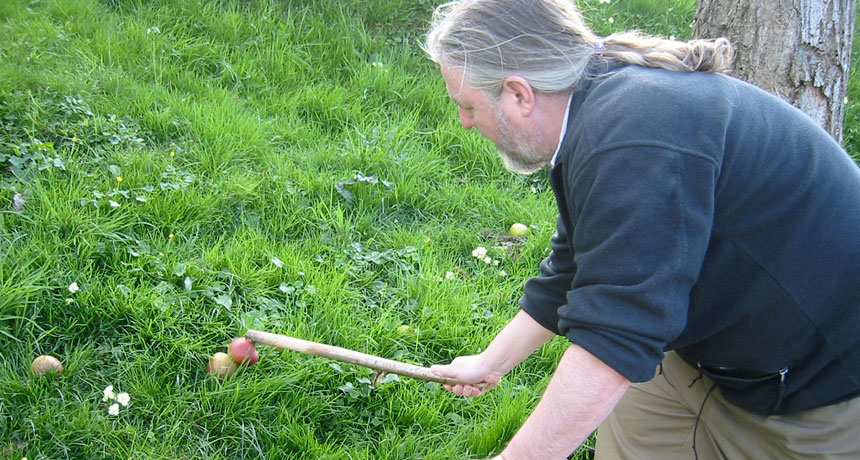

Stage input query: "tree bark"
[{"left": 693, "top": 0, "right": 857, "bottom": 143}]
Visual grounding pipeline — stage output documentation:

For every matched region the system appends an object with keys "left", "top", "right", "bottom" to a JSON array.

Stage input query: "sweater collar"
[{"left": 550, "top": 57, "right": 624, "bottom": 169}]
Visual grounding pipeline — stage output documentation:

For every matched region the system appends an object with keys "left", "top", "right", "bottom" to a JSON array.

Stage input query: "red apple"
[
  {"left": 31, "top": 355, "right": 64, "bottom": 377},
  {"left": 227, "top": 337, "right": 259, "bottom": 365},
  {"left": 206, "top": 352, "right": 236, "bottom": 378}
]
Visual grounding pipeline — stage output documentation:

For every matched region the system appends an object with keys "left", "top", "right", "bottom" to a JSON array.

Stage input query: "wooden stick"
[{"left": 245, "top": 329, "right": 463, "bottom": 386}]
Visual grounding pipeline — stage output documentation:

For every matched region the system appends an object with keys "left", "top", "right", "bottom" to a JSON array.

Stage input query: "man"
[{"left": 425, "top": 0, "right": 860, "bottom": 459}]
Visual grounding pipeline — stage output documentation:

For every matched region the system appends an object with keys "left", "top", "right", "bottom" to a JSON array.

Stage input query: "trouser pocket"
[{"left": 696, "top": 362, "right": 789, "bottom": 413}]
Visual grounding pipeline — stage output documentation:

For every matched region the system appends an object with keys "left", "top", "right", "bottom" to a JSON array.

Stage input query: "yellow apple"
[
  {"left": 508, "top": 223, "right": 529, "bottom": 237},
  {"left": 31, "top": 355, "right": 64, "bottom": 377},
  {"left": 206, "top": 352, "right": 236, "bottom": 378}
]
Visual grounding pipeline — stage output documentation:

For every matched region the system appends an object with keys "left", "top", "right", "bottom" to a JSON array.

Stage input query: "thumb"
[{"left": 430, "top": 363, "right": 454, "bottom": 377}]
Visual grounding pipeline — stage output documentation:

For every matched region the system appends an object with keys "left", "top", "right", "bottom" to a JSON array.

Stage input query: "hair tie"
[{"left": 594, "top": 39, "right": 605, "bottom": 54}]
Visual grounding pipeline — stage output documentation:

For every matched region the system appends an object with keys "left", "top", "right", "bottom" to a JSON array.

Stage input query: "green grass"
[{"left": 0, "top": 0, "right": 856, "bottom": 458}]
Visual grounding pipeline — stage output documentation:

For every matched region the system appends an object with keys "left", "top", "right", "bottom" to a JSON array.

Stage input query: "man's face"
[{"left": 441, "top": 65, "right": 549, "bottom": 174}]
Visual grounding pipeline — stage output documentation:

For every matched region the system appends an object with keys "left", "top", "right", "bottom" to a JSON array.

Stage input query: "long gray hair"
[{"left": 425, "top": 0, "right": 733, "bottom": 95}]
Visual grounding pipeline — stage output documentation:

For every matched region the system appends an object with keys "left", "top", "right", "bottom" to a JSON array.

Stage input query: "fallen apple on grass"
[
  {"left": 206, "top": 352, "right": 236, "bottom": 378},
  {"left": 228, "top": 337, "right": 259, "bottom": 365},
  {"left": 508, "top": 223, "right": 529, "bottom": 237},
  {"left": 31, "top": 355, "right": 64, "bottom": 377}
]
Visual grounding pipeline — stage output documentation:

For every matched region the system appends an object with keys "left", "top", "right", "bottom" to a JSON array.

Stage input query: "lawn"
[{"left": 0, "top": 0, "right": 857, "bottom": 459}]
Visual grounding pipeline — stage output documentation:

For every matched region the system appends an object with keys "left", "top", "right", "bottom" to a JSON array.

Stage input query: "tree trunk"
[{"left": 693, "top": 0, "right": 857, "bottom": 143}]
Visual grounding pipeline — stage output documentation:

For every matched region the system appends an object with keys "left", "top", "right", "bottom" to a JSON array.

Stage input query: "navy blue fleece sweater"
[{"left": 519, "top": 62, "right": 860, "bottom": 415}]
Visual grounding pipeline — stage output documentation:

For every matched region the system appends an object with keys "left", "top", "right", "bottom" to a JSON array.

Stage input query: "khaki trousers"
[{"left": 594, "top": 351, "right": 860, "bottom": 460}]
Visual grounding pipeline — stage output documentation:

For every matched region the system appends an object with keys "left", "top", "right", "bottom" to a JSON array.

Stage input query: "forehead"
[{"left": 440, "top": 65, "right": 474, "bottom": 102}]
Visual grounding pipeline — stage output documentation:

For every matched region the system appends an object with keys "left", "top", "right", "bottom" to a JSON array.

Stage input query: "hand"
[{"left": 431, "top": 354, "right": 504, "bottom": 397}]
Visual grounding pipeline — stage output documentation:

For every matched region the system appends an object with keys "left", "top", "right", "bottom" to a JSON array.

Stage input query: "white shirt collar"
[{"left": 550, "top": 93, "right": 574, "bottom": 167}]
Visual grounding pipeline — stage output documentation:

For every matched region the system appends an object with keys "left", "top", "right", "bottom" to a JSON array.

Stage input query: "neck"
[{"left": 532, "top": 91, "right": 573, "bottom": 155}]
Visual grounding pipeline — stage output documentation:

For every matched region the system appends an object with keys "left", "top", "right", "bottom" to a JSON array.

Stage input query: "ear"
[{"left": 501, "top": 76, "right": 536, "bottom": 116}]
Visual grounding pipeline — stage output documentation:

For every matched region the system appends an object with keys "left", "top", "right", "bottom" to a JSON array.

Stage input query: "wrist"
[{"left": 476, "top": 349, "right": 511, "bottom": 378}]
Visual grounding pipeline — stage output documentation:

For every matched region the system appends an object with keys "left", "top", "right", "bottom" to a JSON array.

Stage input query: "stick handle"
[{"left": 245, "top": 329, "right": 463, "bottom": 386}]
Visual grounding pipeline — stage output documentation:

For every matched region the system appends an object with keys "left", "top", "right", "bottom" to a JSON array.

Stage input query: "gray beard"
[
  {"left": 498, "top": 149, "right": 550, "bottom": 175},
  {"left": 493, "top": 109, "right": 552, "bottom": 175}
]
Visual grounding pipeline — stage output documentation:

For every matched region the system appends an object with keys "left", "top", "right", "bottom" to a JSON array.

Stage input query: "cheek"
[
  {"left": 476, "top": 113, "right": 500, "bottom": 139},
  {"left": 458, "top": 107, "right": 472, "bottom": 124}
]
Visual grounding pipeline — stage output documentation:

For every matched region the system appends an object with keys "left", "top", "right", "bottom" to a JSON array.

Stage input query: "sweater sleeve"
[
  {"left": 559, "top": 145, "right": 717, "bottom": 382},
  {"left": 518, "top": 215, "right": 577, "bottom": 335}
]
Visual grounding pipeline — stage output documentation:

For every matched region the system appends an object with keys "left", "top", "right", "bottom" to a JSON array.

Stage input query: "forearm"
[
  {"left": 481, "top": 309, "right": 557, "bottom": 374},
  {"left": 500, "top": 344, "right": 631, "bottom": 459}
]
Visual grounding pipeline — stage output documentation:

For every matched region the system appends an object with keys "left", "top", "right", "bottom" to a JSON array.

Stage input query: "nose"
[{"left": 458, "top": 108, "right": 474, "bottom": 129}]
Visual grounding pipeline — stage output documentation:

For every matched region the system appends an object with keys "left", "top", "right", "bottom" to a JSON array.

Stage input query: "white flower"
[
  {"left": 68, "top": 282, "right": 79, "bottom": 293},
  {"left": 117, "top": 392, "right": 130, "bottom": 406},
  {"left": 599, "top": 0, "right": 611, "bottom": 3},
  {"left": 471, "top": 247, "right": 488, "bottom": 258},
  {"left": 500, "top": 270, "right": 508, "bottom": 277},
  {"left": 146, "top": 26, "right": 161, "bottom": 34},
  {"left": 483, "top": 256, "right": 492, "bottom": 264},
  {"left": 669, "top": 35, "right": 676, "bottom": 41},
  {"left": 103, "top": 385, "right": 116, "bottom": 401},
  {"left": 12, "top": 192, "right": 25, "bottom": 211},
  {"left": 608, "top": 17, "right": 615, "bottom": 24},
  {"left": 108, "top": 403, "right": 120, "bottom": 416},
  {"left": 445, "top": 271, "right": 456, "bottom": 280},
  {"left": 109, "top": 200, "right": 120, "bottom": 208}
]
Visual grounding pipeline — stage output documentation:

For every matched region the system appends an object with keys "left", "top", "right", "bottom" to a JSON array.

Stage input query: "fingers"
[
  {"left": 432, "top": 357, "right": 494, "bottom": 397},
  {"left": 444, "top": 383, "right": 485, "bottom": 397}
]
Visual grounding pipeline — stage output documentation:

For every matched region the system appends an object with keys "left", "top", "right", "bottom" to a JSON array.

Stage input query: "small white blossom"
[
  {"left": 669, "top": 35, "right": 676, "bottom": 41},
  {"left": 109, "top": 200, "right": 120, "bottom": 208},
  {"left": 471, "top": 247, "right": 488, "bottom": 258},
  {"left": 108, "top": 403, "right": 120, "bottom": 416},
  {"left": 146, "top": 26, "right": 161, "bottom": 34},
  {"left": 599, "top": 0, "right": 611, "bottom": 3},
  {"left": 483, "top": 256, "right": 492, "bottom": 264},
  {"left": 12, "top": 192, "right": 25, "bottom": 211},
  {"left": 445, "top": 271, "right": 456, "bottom": 280},
  {"left": 500, "top": 270, "right": 508, "bottom": 277},
  {"left": 493, "top": 259, "right": 500, "bottom": 266},
  {"left": 608, "top": 17, "right": 615, "bottom": 24},
  {"left": 68, "top": 282, "right": 79, "bottom": 293},
  {"left": 117, "top": 392, "right": 130, "bottom": 406},
  {"left": 103, "top": 385, "right": 116, "bottom": 401}
]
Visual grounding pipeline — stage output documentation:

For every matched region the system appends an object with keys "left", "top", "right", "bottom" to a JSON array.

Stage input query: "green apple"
[
  {"left": 206, "top": 352, "right": 236, "bottom": 378},
  {"left": 508, "top": 223, "right": 529, "bottom": 237},
  {"left": 31, "top": 355, "right": 64, "bottom": 377}
]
